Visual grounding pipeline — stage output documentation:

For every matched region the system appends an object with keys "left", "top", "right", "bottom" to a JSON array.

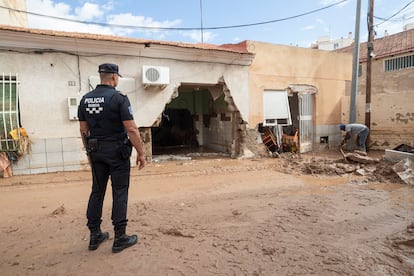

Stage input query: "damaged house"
[
  {"left": 0, "top": 25, "right": 254, "bottom": 175},
  {"left": 0, "top": 26, "right": 355, "bottom": 175},
  {"left": 0, "top": 4, "right": 356, "bottom": 175}
]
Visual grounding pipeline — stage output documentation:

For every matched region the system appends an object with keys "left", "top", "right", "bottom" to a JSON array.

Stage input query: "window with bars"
[
  {"left": 384, "top": 54, "right": 414, "bottom": 72},
  {"left": 0, "top": 74, "right": 20, "bottom": 151}
]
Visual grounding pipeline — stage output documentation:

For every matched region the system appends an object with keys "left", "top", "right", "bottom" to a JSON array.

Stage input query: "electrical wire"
[
  {"left": 0, "top": 0, "right": 348, "bottom": 31},
  {"left": 374, "top": 0, "right": 414, "bottom": 27}
]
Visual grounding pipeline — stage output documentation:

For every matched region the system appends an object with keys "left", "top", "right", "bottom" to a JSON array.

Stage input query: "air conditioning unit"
[{"left": 142, "top": 66, "right": 169, "bottom": 86}]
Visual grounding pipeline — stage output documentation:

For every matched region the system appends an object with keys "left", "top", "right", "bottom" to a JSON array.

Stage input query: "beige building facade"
[
  {"left": 339, "top": 29, "right": 414, "bottom": 149},
  {"left": 241, "top": 41, "right": 353, "bottom": 151}
]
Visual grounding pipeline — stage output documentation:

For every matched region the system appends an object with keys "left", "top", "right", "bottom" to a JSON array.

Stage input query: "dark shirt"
[{"left": 78, "top": 84, "right": 134, "bottom": 140}]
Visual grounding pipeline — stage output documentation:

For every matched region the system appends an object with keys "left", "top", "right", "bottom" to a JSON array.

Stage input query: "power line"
[
  {"left": 375, "top": 13, "right": 414, "bottom": 22},
  {"left": 374, "top": 0, "right": 414, "bottom": 27},
  {"left": 0, "top": 0, "right": 348, "bottom": 31}
]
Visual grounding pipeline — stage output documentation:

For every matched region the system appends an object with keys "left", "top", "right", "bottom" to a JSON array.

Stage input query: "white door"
[{"left": 299, "top": 93, "right": 313, "bottom": 153}]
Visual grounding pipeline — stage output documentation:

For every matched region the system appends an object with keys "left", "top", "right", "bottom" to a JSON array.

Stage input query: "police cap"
[{"left": 98, "top": 63, "right": 122, "bottom": 77}]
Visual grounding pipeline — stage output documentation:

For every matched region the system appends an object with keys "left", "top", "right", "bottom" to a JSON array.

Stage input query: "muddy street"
[{"left": 0, "top": 152, "right": 413, "bottom": 275}]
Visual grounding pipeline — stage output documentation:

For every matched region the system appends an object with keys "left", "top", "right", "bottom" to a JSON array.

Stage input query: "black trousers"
[{"left": 86, "top": 141, "right": 131, "bottom": 233}]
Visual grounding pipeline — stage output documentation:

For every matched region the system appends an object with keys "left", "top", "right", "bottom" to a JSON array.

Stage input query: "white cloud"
[
  {"left": 232, "top": 37, "right": 241, "bottom": 43},
  {"left": 75, "top": 3, "right": 103, "bottom": 21},
  {"left": 302, "top": 25, "right": 315, "bottom": 31},
  {"left": 315, "top": 18, "right": 330, "bottom": 34},
  {"left": 320, "top": 0, "right": 336, "bottom": 5},
  {"left": 102, "top": 1, "right": 115, "bottom": 12},
  {"left": 320, "top": 0, "right": 348, "bottom": 7},
  {"left": 26, "top": 0, "right": 183, "bottom": 39},
  {"left": 107, "top": 13, "right": 182, "bottom": 37},
  {"left": 181, "top": 30, "right": 217, "bottom": 43},
  {"left": 27, "top": 0, "right": 106, "bottom": 32},
  {"left": 107, "top": 13, "right": 181, "bottom": 29},
  {"left": 27, "top": 0, "right": 73, "bottom": 19},
  {"left": 316, "top": 18, "right": 325, "bottom": 25}
]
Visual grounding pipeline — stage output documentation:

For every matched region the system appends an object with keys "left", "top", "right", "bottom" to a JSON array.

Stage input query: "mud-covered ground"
[{"left": 0, "top": 150, "right": 413, "bottom": 275}]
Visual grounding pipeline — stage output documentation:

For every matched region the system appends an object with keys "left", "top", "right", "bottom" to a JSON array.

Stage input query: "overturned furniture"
[
  {"left": 261, "top": 128, "right": 279, "bottom": 153},
  {"left": 282, "top": 129, "right": 298, "bottom": 153}
]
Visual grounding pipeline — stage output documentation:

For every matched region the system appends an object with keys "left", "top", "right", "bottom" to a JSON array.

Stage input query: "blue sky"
[{"left": 23, "top": 0, "right": 414, "bottom": 47}]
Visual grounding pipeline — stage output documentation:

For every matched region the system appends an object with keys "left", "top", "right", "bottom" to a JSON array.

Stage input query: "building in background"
[
  {"left": 337, "top": 28, "right": 414, "bottom": 149},
  {"left": 237, "top": 41, "right": 352, "bottom": 153},
  {"left": 311, "top": 32, "right": 354, "bottom": 51}
]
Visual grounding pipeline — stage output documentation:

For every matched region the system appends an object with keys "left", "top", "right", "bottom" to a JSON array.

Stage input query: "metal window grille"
[
  {"left": 0, "top": 73, "right": 20, "bottom": 151},
  {"left": 385, "top": 54, "right": 414, "bottom": 72}
]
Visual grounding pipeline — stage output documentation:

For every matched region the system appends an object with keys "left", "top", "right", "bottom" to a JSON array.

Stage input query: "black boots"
[
  {"left": 112, "top": 232, "right": 138, "bottom": 253},
  {"left": 88, "top": 231, "right": 109, "bottom": 251},
  {"left": 88, "top": 228, "right": 137, "bottom": 253}
]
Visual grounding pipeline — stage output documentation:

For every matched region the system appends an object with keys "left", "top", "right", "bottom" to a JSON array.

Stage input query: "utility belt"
[{"left": 87, "top": 137, "right": 132, "bottom": 159}]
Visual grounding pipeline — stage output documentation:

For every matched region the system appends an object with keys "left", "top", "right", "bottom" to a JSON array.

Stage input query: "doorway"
[
  {"left": 151, "top": 83, "right": 243, "bottom": 158},
  {"left": 287, "top": 85, "right": 317, "bottom": 153}
]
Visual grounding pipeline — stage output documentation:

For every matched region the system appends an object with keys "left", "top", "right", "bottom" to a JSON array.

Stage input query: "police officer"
[{"left": 78, "top": 63, "right": 145, "bottom": 253}]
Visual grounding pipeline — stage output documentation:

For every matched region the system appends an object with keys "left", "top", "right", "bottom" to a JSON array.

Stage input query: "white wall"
[{"left": 1, "top": 48, "right": 250, "bottom": 174}]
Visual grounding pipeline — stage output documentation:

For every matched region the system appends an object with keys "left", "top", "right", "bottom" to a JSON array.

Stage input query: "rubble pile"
[{"left": 278, "top": 153, "right": 405, "bottom": 184}]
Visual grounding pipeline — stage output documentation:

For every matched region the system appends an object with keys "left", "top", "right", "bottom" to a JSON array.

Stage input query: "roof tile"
[
  {"left": 0, "top": 24, "right": 250, "bottom": 54},
  {"left": 336, "top": 28, "right": 414, "bottom": 61}
]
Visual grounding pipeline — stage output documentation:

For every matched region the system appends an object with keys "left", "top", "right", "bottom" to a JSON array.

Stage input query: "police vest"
[{"left": 81, "top": 86, "right": 126, "bottom": 140}]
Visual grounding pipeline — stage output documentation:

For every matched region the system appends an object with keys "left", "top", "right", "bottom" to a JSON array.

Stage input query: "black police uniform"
[{"left": 78, "top": 84, "right": 134, "bottom": 235}]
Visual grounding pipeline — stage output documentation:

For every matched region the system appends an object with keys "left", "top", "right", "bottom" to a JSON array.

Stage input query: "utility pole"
[
  {"left": 366, "top": 0, "right": 375, "bottom": 150},
  {"left": 350, "top": 0, "right": 362, "bottom": 123},
  {"left": 199, "top": 0, "right": 204, "bottom": 44}
]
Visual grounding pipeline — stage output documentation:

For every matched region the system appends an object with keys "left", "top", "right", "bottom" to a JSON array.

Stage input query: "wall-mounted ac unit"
[{"left": 142, "top": 66, "right": 169, "bottom": 86}]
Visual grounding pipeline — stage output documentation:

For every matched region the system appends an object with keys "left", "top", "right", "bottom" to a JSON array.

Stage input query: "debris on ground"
[
  {"left": 158, "top": 227, "right": 195, "bottom": 238},
  {"left": 340, "top": 149, "right": 380, "bottom": 164},
  {"left": 385, "top": 144, "right": 414, "bottom": 163},
  {"left": 50, "top": 204, "right": 66, "bottom": 216},
  {"left": 273, "top": 150, "right": 405, "bottom": 184},
  {"left": 392, "top": 158, "right": 414, "bottom": 185}
]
